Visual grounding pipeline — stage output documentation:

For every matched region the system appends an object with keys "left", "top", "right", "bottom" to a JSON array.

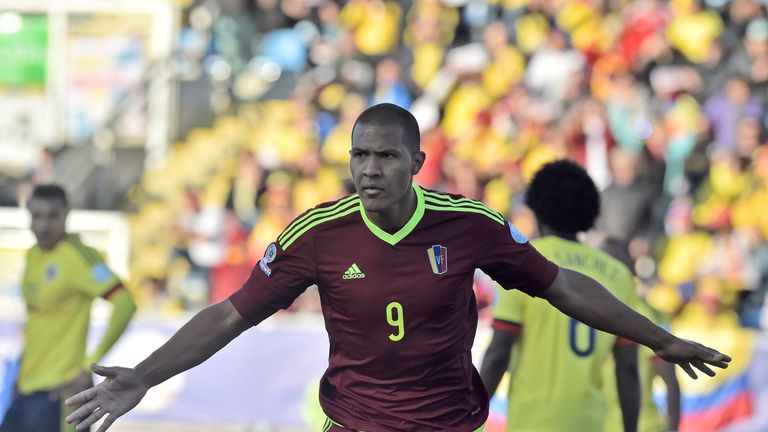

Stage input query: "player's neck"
[
  {"left": 366, "top": 188, "right": 417, "bottom": 233},
  {"left": 539, "top": 226, "right": 578, "bottom": 242},
  {"left": 37, "top": 234, "right": 67, "bottom": 251}
]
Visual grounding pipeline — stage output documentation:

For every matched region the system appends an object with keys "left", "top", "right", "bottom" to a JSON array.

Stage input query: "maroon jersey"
[{"left": 230, "top": 185, "right": 558, "bottom": 431}]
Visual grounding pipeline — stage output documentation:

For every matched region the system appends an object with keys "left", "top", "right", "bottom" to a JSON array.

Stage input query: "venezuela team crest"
[{"left": 427, "top": 244, "right": 448, "bottom": 275}]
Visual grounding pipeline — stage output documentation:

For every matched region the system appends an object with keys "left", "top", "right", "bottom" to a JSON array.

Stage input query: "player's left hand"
[{"left": 654, "top": 338, "right": 731, "bottom": 379}]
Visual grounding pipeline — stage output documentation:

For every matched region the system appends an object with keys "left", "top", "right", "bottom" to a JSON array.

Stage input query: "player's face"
[
  {"left": 350, "top": 123, "right": 425, "bottom": 215},
  {"left": 28, "top": 197, "right": 68, "bottom": 250}
]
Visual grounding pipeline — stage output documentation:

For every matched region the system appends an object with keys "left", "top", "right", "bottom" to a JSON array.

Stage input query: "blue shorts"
[
  {"left": 0, "top": 390, "right": 62, "bottom": 432},
  {"left": 0, "top": 389, "right": 91, "bottom": 432}
]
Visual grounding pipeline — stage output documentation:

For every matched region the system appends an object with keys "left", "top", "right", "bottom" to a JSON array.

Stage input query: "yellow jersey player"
[
  {"left": 481, "top": 160, "right": 642, "bottom": 432},
  {"left": 0, "top": 185, "right": 136, "bottom": 432}
]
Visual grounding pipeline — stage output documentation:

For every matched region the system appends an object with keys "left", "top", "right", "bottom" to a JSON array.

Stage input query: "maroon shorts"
[{"left": 322, "top": 416, "right": 486, "bottom": 431}]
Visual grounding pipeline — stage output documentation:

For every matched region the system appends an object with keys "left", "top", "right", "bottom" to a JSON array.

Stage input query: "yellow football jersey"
[
  {"left": 493, "top": 236, "right": 638, "bottom": 432},
  {"left": 19, "top": 234, "right": 121, "bottom": 394}
]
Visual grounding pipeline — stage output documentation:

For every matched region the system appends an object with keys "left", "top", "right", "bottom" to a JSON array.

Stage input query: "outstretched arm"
[
  {"left": 480, "top": 329, "right": 519, "bottom": 396},
  {"left": 540, "top": 267, "right": 731, "bottom": 378},
  {"left": 613, "top": 344, "right": 640, "bottom": 432},
  {"left": 65, "top": 299, "right": 272, "bottom": 432},
  {"left": 133, "top": 298, "right": 258, "bottom": 388}
]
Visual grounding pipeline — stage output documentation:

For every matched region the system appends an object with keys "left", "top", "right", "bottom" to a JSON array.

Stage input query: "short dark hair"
[
  {"left": 525, "top": 160, "right": 600, "bottom": 233},
  {"left": 727, "top": 73, "right": 749, "bottom": 85},
  {"left": 352, "top": 103, "right": 421, "bottom": 153},
  {"left": 31, "top": 184, "right": 68, "bottom": 207}
]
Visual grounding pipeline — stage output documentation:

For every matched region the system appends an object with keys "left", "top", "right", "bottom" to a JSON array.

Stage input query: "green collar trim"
[{"left": 359, "top": 184, "right": 425, "bottom": 246}]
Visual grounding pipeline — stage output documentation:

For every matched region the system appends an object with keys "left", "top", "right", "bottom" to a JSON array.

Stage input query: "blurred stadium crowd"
[{"left": 4, "top": 0, "right": 768, "bottom": 336}]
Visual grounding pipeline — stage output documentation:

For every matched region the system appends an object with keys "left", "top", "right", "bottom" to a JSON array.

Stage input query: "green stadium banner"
[{"left": 0, "top": 14, "right": 48, "bottom": 87}]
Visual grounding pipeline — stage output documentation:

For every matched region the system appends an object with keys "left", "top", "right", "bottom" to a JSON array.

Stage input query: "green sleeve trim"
[
  {"left": 278, "top": 194, "right": 359, "bottom": 245},
  {"left": 424, "top": 202, "right": 506, "bottom": 225},
  {"left": 358, "top": 183, "right": 425, "bottom": 246},
  {"left": 280, "top": 203, "right": 360, "bottom": 250},
  {"left": 422, "top": 192, "right": 505, "bottom": 224}
]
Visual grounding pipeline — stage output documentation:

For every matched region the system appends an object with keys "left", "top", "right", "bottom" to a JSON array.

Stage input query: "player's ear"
[{"left": 411, "top": 151, "right": 426, "bottom": 175}]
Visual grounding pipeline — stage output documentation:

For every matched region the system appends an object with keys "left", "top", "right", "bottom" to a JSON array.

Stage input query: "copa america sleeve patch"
[
  {"left": 508, "top": 221, "right": 528, "bottom": 244},
  {"left": 259, "top": 243, "right": 278, "bottom": 276},
  {"left": 91, "top": 264, "right": 114, "bottom": 282}
]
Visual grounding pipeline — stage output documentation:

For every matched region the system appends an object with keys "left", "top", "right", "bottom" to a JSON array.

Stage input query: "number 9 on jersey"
[{"left": 386, "top": 301, "right": 405, "bottom": 342}]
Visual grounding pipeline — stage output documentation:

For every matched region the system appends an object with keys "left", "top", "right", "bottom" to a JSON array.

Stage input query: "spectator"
[
  {"left": 370, "top": 57, "right": 412, "bottom": 108},
  {"left": 340, "top": 0, "right": 402, "bottom": 58},
  {"left": 729, "top": 18, "right": 768, "bottom": 90},
  {"left": 703, "top": 74, "right": 763, "bottom": 153},
  {"left": 481, "top": 21, "right": 526, "bottom": 99},
  {"left": 173, "top": 188, "right": 226, "bottom": 308},
  {"left": 525, "top": 29, "right": 585, "bottom": 106},
  {"left": 666, "top": 0, "right": 723, "bottom": 64},
  {"left": 598, "top": 148, "right": 656, "bottom": 255}
]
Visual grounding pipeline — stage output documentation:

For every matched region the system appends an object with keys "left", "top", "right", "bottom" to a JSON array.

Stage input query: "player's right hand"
[
  {"left": 654, "top": 338, "right": 731, "bottom": 379},
  {"left": 65, "top": 364, "right": 149, "bottom": 432}
]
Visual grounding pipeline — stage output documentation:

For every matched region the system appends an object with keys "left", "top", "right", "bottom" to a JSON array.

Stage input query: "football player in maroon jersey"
[{"left": 66, "top": 104, "right": 729, "bottom": 432}]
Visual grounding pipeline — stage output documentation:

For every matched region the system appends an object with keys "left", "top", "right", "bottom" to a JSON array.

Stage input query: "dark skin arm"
[
  {"left": 653, "top": 358, "right": 681, "bottom": 431},
  {"left": 613, "top": 344, "right": 640, "bottom": 432},
  {"left": 65, "top": 299, "right": 273, "bottom": 432},
  {"left": 541, "top": 267, "right": 731, "bottom": 378},
  {"left": 479, "top": 329, "right": 520, "bottom": 396}
]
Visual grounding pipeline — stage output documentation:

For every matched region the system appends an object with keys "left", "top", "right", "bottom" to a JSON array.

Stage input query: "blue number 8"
[{"left": 569, "top": 318, "right": 596, "bottom": 357}]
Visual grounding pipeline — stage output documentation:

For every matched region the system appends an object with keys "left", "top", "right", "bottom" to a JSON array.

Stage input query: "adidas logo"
[{"left": 342, "top": 263, "right": 366, "bottom": 279}]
